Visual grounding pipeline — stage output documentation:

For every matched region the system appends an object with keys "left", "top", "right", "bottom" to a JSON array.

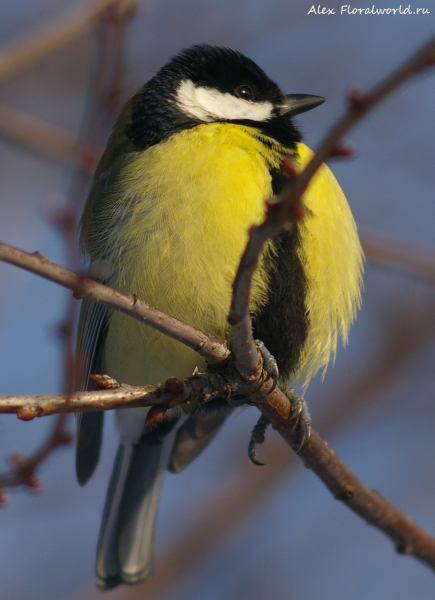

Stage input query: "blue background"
[{"left": 0, "top": 1, "right": 435, "bottom": 599}]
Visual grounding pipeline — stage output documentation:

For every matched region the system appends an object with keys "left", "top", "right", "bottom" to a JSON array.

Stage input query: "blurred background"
[{"left": 0, "top": 1, "right": 435, "bottom": 599}]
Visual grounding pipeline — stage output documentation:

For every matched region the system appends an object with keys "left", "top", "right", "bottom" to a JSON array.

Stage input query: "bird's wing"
[
  {"left": 75, "top": 151, "right": 132, "bottom": 486},
  {"left": 75, "top": 283, "right": 110, "bottom": 486}
]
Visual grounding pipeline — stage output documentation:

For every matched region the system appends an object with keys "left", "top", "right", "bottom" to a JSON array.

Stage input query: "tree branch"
[
  {"left": 228, "top": 34, "right": 435, "bottom": 376},
  {"left": 249, "top": 387, "right": 435, "bottom": 572},
  {"left": 0, "top": 241, "right": 230, "bottom": 365},
  {"left": 0, "top": 414, "right": 72, "bottom": 502},
  {"left": 1, "top": 32, "right": 435, "bottom": 572},
  {"left": 2, "top": 242, "right": 435, "bottom": 572},
  {"left": 288, "top": 34, "right": 435, "bottom": 208}
]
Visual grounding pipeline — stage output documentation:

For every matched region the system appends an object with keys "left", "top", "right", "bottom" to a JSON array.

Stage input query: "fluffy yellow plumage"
[
  {"left": 75, "top": 44, "right": 364, "bottom": 590},
  {"left": 93, "top": 125, "right": 362, "bottom": 389},
  {"left": 296, "top": 144, "right": 363, "bottom": 386}
]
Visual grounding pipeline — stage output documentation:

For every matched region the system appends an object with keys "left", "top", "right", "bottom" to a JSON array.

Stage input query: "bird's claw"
[
  {"left": 248, "top": 414, "right": 270, "bottom": 466},
  {"left": 255, "top": 340, "right": 279, "bottom": 393},
  {"left": 286, "top": 389, "right": 312, "bottom": 453}
]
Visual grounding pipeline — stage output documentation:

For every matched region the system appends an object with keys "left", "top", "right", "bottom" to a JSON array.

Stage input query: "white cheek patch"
[{"left": 176, "top": 79, "right": 273, "bottom": 122}]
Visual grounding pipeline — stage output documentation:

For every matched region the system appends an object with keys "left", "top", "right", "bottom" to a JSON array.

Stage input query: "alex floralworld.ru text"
[{"left": 308, "top": 5, "right": 430, "bottom": 15}]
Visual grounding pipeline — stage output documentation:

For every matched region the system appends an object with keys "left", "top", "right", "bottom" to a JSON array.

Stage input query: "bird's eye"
[{"left": 236, "top": 85, "right": 254, "bottom": 101}]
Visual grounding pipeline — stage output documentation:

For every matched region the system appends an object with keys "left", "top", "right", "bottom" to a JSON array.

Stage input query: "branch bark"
[
  {"left": 2, "top": 354, "right": 435, "bottom": 571},
  {"left": 228, "top": 34, "right": 435, "bottom": 377},
  {"left": 255, "top": 388, "right": 435, "bottom": 572},
  {"left": 1, "top": 31, "right": 435, "bottom": 573},
  {"left": 0, "top": 241, "right": 230, "bottom": 365}
]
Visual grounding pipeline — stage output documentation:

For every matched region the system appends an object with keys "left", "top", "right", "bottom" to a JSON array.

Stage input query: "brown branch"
[
  {"left": 228, "top": 34, "right": 435, "bottom": 377},
  {"left": 55, "top": 1, "right": 135, "bottom": 394},
  {"left": 0, "top": 0, "right": 138, "bottom": 85},
  {"left": 0, "top": 103, "right": 101, "bottom": 170},
  {"left": 291, "top": 34, "right": 435, "bottom": 208},
  {"left": 2, "top": 358, "right": 435, "bottom": 570},
  {"left": 0, "top": 241, "right": 229, "bottom": 365},
  {"left": 0, "top": 383, "right": 162, "bottom": 419},
  {"left": 0, "top": 354, "right": 262, "bottom": 419},
  {"left": 1, "top": 31, "right": 435, "bottom": 570},
  {"left": 250, "top": 388, "right": 435, "bottom": 573},
  {"left": 2, "top": 242, "right": 435, "bottom": 571},
  {"left": 0, "top": 2, "right": 137, "bottom": 498},
  {"left": 228, "top": 162, "right": 304, "bottom": 379}
]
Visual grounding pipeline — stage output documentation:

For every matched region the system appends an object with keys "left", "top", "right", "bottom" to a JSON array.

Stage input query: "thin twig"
[
  {"left": 301, "top": 35, "right": 435, "bottom": 189},
  {"left": 228, "top": 33, "right": 435, "bottom": 378},
  {"left": 0, "top": 414, "right": 72, "bottom": 499},
  {"left": 0, "top": 0, "right": 138, "bottom": 84},
  {"left": 2, "top": 253, "right": 435, "bottom": 572},
  {"left": 0, "top": 241, "right": 229, "bottom": 364},
  {"left": 0, "top": 364, "right": 253, "bottom": 419},
  {"left": 0, "top": 384, "right": 162, "bottom": 419},
  {"left": 251, "top": 388, "right": 435, "bottom": 573},
  {"left": 0, "top": 2, "right": 137, "bottom": 497}
]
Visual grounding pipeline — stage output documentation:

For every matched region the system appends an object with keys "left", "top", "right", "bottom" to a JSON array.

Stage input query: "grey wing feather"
[
  {"left": 77, "top": 151, "right": 233, "bottom": 585},
  {"left": 75, "top": 156, "right": 128, "bottom": 486},
  {"left": 75, "top": 297, "right": 109, "bottom": 485},
  {"left": 168, "top": 405, "right": 233, "bottom": 473}
]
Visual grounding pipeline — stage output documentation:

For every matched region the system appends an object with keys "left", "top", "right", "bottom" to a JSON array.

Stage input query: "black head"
[
  {"left": 125, "top": 45, "right": 324, "bottom": 151},
  {"left": 162, "top": 45, "right": 285, "bottom": 107}
]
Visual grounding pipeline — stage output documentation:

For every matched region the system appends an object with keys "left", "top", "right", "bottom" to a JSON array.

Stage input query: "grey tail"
[{"left": 96, "top": 436, "right": 172, "bottom": 590}]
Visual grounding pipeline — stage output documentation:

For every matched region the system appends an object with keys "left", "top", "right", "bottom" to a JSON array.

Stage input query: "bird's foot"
[
  {"left": 255, "top": 340, "right": 279, "bottom": 393},
  {"left": 248, "top": 414, "right": 270, "bottom": 466},
  {"left": 285, "top": 388, "right": 312, "bottom": 453},
  {"left": 227, "top": 341, "right": 278, "bottom": 407}
]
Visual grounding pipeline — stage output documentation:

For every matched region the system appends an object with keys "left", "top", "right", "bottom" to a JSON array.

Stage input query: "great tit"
[{"left": 75, "top": 44, "right": 363, "bottom": 590}]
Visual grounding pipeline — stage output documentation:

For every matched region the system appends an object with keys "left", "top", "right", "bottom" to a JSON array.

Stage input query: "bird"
[{"left": 75, "top": 44, "right": 364, "bottom": 590}]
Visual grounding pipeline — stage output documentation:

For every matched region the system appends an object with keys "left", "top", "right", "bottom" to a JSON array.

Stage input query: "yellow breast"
[
  {"left": 101, "top": 124, "right": 363, "bottom": 390},
  {"left": 103, "top": 123, "right": 284, "bottom": 385}
]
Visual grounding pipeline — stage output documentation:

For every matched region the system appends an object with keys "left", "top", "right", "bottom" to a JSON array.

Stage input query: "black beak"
[{"left": 280, "top": 94, "right": 325, "bottom": 117}]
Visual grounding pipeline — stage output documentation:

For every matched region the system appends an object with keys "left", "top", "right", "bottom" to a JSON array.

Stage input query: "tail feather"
[{"left": 96, "top": 437, "right": 172, "bottom": 590}]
